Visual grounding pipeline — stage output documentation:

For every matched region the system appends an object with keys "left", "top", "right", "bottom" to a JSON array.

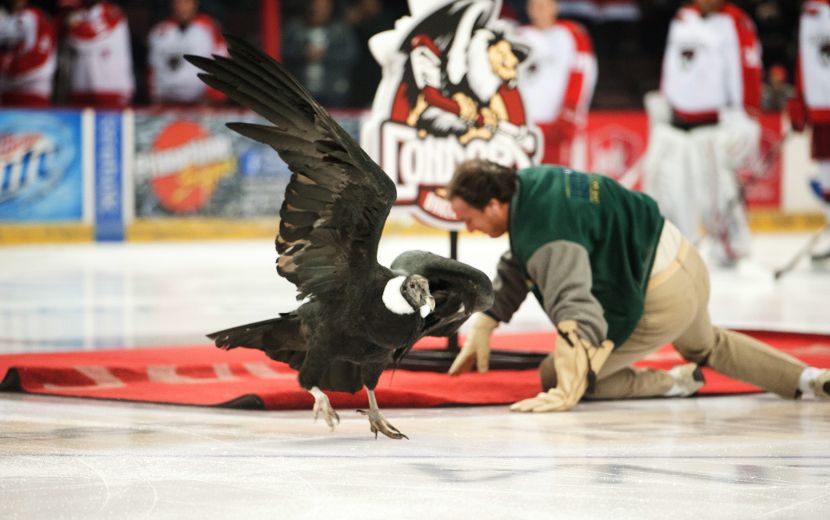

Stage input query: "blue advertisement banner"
[
  {"left": 94, "top": 112, "right": 124, "bottom": 241},
  {"left": 0, "top": 110, "right": 85, "bottom": 222}
]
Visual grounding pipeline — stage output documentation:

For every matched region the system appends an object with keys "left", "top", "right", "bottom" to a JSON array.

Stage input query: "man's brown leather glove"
[
  {"left": 448, "top": 313, "right": 499, "bottom": 375},
  {"left": 510, "top": 320, "right": 613, "bottom": 412}
]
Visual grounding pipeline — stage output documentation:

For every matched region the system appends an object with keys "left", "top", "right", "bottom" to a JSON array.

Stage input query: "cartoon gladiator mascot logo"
[{"left": 361, "top": 0, "right": 542, "bottom": 228}]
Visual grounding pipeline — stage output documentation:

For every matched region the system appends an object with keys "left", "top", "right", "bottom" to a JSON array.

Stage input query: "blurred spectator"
[
  {"left": 0, "top": 0, "right": 56, "bottom": 106},
  {"left": 147, "top": 0, "right": 227, "bottom": 105},
  {"left": 282, "top": 0, "right": 357, "bottom": 107},
  {"left": 761, "top": 63, "right": 792, "bottom": 112},
  {"left": 516, "top": 0, "right": 597, "bottom": 167},
  {"left": 751, "top": 0, "right": 793, "bottom": 69},
  {"left": 63, "top": 0, "right": 134, "bottom": 107},
  {"left": 344, "top": 0, "right": 393, "bottom": 108},
  {"left": 555, "top": 0, "right": 642, "bottom": 108}
]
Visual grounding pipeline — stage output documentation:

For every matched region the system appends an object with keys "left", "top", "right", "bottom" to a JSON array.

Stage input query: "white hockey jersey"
[
  {"left": 147, "top": 14, "right": 227, "bottom": 104},
  {"left": 65, "top": 1, "right": 134, "bottom": 106},
  {"left": 795, "top": 0, "right": 830, "bottom": 124},
  {"left": 660, "top": 2, "right": 761, "bottom": 122},
  {"left": 516, "top": 20, "right": 596, "bottom": 124},
  {"left": 0, "top": 6, "right": 56, "bottom": 101}
]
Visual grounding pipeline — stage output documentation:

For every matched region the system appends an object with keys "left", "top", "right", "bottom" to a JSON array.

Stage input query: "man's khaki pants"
[{"left": 542, "top": 239, "right": 806, "bottom": 399}]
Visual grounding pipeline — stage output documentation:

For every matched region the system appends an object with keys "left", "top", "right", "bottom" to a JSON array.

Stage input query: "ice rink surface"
[{"left": 1, "top": 232, "right": 829, "bottom": 519}]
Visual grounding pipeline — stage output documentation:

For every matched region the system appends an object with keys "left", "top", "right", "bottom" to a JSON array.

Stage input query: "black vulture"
[{"left": 186, "top": 37, "right": 493, "bottom": 439}]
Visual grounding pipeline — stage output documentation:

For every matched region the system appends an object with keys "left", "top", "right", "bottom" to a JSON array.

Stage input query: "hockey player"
[
  {"left": 64, "top": 0, "right": 134, "bottom": 107},
  {"left": 789, "top": 0, "right": 830, "bottom": 264},
  {"left": 147, "top": 0, "right": 226, "bottom": 105},
  {"left": 516, "top": 0, "right": 596, "bottom": 167},
  {"left": 643, "top": 0, "right": 762, "bottom": 267},
  {"left": 0, "top": 0, "right": 56, "bottom": 106},
  {"left": 446, "top": 159, "right": 830, "bottom": 411}
]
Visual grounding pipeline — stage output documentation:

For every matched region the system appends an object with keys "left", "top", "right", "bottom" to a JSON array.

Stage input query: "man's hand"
[
  {"left": 448, "top": 313, "right": 499, "bottom": 375},
  {"left": 510, "top": 320, "right": 613, "bottom": 412},
  {"left": 510, "top": 390, "right": 576, "bottom": 412}
]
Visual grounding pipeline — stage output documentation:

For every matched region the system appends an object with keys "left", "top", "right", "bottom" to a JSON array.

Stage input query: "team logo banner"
[
  {"left": 0, "top": 110, "right": 85, "bottom": 222},
  {"left": 361, "top": 0, "right": 542, "bottom": 229}
]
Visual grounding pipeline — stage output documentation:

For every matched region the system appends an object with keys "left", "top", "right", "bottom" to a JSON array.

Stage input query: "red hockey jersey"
[
  {"left": 0, "top": 6, "right": 56, "bottom": 105},
  {"left": 65, "top": 1, "right": 134, "bottom": 107}
]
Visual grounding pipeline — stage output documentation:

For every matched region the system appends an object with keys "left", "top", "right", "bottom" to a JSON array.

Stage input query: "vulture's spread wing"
[
  {"left": 391, "top": 250, "right": 494, "bottom": 341},
  {"left": 186, "top": 37, "right": 396, "bottom": 300}
]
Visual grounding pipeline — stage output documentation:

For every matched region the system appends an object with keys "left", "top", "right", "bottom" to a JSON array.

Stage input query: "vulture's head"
[{"left": 402, "top": 274, "right": 435, "bottom": 318}]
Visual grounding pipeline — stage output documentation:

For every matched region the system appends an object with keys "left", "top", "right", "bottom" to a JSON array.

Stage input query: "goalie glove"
[{"left": 510, "top": 320, "right": 613, "bottom": 412}]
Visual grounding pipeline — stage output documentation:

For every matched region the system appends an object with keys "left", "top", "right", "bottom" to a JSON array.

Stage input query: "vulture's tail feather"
[{"left": 207, "top": 313, "right": 305, "bottom": 353}]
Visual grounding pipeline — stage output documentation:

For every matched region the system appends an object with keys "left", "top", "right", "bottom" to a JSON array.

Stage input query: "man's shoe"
[
  {"left": 667, "top": 363, "right": 705, "bottom": 397},
  {"left": 809, "top": 370, "right": 830, "bottom": 400}
]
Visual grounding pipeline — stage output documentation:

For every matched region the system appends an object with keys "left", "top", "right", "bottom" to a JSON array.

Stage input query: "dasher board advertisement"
[
  {"left": 0, "top": 110, "right": 86, "bottom": 222},
  {"left": 132, "top": 109, "right": 291, "bottom": 222}
]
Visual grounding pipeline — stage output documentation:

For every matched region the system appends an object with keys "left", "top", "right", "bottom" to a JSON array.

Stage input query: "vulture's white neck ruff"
[{"left": 382, "top": 276, "right": 415, "bottom": 315}]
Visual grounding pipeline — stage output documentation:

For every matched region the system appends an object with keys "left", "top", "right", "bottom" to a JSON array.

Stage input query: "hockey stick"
[{"left": 773, "top": 223, "right": 828, "bottom": 280}]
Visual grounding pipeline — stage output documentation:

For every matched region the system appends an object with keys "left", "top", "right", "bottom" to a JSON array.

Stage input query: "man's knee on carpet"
[{"left": 539, "top": 354, "right": 691, "bottom": 399}]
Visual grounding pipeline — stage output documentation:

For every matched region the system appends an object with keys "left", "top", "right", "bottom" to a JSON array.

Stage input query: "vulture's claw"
[
  {"left": 310, "top": 387, "right": 340, "bottom": 431},
  {"left": 356, "top": 409, "right": 409, "bottom": 440}
]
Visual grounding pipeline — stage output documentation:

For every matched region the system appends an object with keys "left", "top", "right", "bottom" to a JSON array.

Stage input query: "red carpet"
[{"left": 1, "top": 331, "right": 829, "bottom": 409}]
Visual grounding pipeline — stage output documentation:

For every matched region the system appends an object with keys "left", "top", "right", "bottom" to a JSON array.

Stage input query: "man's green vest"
[{"left": 509, "top": 165, "right": 665, "bottom": 346}]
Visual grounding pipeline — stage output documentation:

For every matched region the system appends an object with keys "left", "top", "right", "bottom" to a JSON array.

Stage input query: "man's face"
[
  {"left": 450, "top": 197, "right": 509, "bottom": 237},
  {"left": 309, "top": 0, "right": 332, "bottom": 25},
  {"left": 695, "top": 0, "right": 723, "bottom": 15},
  {"left": 172, "top": 0, "right": 198, "bottom": 23},
  {"left": 527, "top": 0, "right": 557, "bottom": 27}
]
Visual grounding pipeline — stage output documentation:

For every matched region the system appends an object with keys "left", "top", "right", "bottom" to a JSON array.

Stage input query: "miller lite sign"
[{"left": 361, "top": 0, "right": 542, "bottom": 229}]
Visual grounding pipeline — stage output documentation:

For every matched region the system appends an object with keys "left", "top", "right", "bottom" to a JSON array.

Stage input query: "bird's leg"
[
  {"left": 308, "top": 386, "right": 339, "bottom": 431},
  {"left": 357, "top": 388, "right": 408, "bottom": 440}
]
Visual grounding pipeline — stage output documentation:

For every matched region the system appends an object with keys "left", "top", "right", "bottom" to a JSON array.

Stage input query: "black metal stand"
[{"left": 397, "top": 230, "right": 547, "bottom": 372}]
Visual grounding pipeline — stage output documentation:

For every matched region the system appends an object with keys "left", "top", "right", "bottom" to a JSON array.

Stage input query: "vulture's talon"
[
  {"left": 358, "top": 408, "right": 408, "bottom": 440},
  {"left": 310, "top": 387, "right": 339, "bottom": 431}
]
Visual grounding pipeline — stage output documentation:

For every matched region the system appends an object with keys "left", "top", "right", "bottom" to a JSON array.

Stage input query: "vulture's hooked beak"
[{"left": 420, "top": 295, "right": 435, "bottom": 318}]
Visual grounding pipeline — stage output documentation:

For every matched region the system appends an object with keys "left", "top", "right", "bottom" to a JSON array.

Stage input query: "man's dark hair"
[{"left": 446, "top": 159, "right": 518, "bottom": 209}]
